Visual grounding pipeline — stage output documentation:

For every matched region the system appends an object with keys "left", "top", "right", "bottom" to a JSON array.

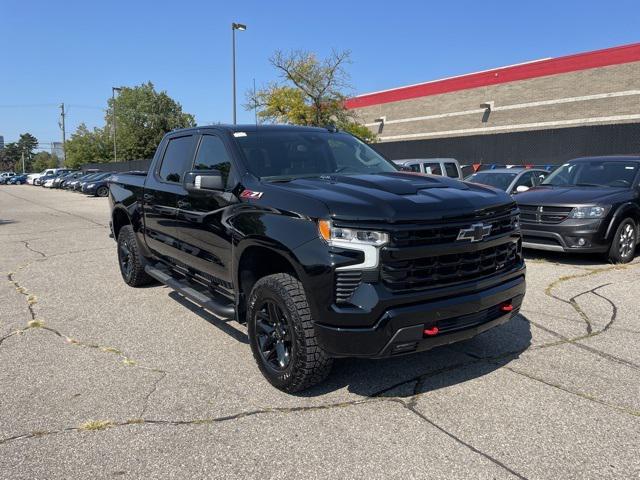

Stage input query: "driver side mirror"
[
  {"left": 183, "top": 170, "right": 224, "bottom": 193},
  {"left": 514, "top": 185, "right": 530, "bottom": 194}
]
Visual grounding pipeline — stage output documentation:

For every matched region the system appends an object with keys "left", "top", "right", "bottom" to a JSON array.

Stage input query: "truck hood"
[
  {"left": 515, "top": 186, "right": 630, "bottom": 206},
  {"left": 267, "top": 173, "right": 514, "bottom": 222}
]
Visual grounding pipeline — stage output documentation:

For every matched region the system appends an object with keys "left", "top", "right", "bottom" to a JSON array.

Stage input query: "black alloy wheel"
[{"left": 255, "top": 299, "right": 293, "bottom": 371}]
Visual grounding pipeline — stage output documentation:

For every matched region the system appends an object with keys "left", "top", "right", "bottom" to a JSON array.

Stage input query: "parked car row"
[{"left": 2, "top": 168, "right": 115, "bottom": 197}]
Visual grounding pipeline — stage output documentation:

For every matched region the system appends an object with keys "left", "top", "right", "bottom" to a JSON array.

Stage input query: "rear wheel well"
[
  {"left": 237, "top": 246, "right": 298, "bottom": 323},
  {"left": 112, "top": 209, "right": 131, "bottom": 240}
]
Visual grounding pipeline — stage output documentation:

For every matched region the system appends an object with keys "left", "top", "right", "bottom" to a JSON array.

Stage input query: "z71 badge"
[{"left": 240, "top": 190, "right": 264, "bottom": 199}]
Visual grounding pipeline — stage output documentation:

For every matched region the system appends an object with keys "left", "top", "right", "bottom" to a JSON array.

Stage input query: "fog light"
[{"left": 577, "top": 238, "right": 586, "bottom": 246}]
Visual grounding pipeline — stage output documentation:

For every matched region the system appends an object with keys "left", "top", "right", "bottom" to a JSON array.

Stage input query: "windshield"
[
  {"left": 466, "top": 172, "right": 517, "bottom": 191},
  {"left": 542, "top": 161, "right": 639, "bottom": 188},
  {"left": 233, "top": 130, "right": 397, "bottom": 180}
]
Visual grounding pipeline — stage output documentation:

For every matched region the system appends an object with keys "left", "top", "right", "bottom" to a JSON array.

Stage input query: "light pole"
[
  {"left": 112, "top": 87, "right": 122, "bottom": 162},
  {"left": 231, "top": 22, "right": 247, "bottom": 124}
]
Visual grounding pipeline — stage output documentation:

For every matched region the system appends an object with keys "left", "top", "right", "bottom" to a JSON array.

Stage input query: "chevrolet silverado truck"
[{"left": 109, "top": 125, "right": 525, "bottom": 392}]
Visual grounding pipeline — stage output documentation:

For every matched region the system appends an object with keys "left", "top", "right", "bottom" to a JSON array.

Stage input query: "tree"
[
  {"left": 64, "top": 123, "right": 110, "bottom": 169},
  {"left": 246, "top": 50, "right": 376, "bottom": 142},
  {"left": 32, "top": 152, "right": 60, "bottom": 172},
  {"left": 105, "top": 82, "right": 196, "bottom": 160},
  {"left": 0, "top": 133, "right": 40, "bottom": 172}
]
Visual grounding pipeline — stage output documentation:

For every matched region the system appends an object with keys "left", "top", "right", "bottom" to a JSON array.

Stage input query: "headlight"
[
  {"left": 317, "top": 220, "right": 388, "bottom": 271},
  {"left": 569, "top": 206, "right": 607, "bottom": 219},
  {"left": 87, "top": 183, "right": 95, "bottom": 188},
  {"left": 317, "top": 220, "right": 389, "bottom": 246}
]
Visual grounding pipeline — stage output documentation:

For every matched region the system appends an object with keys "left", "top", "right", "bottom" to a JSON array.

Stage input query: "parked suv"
[
  {"left": 110, "top": 125, "right": 525, "bottom": 391},
  {"left": 516, "top": 156, "right": 640, "bottom": 262},
  {"left": 393, "top": 158, "right": 463, "bottom": 180}
]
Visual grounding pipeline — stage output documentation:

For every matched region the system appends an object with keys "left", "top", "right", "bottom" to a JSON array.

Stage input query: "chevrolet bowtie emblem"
[{"left": 457, "top": 223, "right": 492, "bottom": 242}]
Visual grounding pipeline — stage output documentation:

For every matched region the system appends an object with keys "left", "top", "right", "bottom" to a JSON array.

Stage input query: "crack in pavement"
[{"left": 0, "top": 395, "right": 530, "bottom": 479}]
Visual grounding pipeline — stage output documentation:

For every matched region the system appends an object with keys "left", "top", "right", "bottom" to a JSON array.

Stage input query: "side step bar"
[{"left": 145, "top": 264, "right": 235, "bottom": 319}]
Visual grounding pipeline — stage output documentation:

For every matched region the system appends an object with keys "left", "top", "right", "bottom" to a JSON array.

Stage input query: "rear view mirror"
[
  {"left": 183, "top": 171, "right": 224, "bottom": 192},
  {"left": 515, "top": 185, "right": 530, "bottom": 194}
]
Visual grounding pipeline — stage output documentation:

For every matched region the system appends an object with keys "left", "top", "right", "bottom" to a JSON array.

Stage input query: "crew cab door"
[
  {"left": 143, "top": 133, "right": 197, "bottom": 260},
  {"left": 173, "top": 132, "right": 237, "bottom": 285}
]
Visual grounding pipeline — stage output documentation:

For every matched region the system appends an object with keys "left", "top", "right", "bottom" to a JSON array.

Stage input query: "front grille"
[
  {"left": 519, "top": 205, "right": 572, "bottom": 224},
  {"left": 437, "top": 303, "right": 517, "bottom": 334},
  {"left": 390, "top": 211, "right": 517, "bottom": 248},
  {"left": 381, "top": 241, "right": 519, "bottom": 292},
  {"left": 335, "top": 271, "right": 362, "bottom": 304}
]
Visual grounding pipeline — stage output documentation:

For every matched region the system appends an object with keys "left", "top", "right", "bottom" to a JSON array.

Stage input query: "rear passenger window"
[
  {"left": 444, "top": 163, "right": 459, "bottom": 178},
  {"left": 159, "top": 136, "right": 194, "bottom": 183},
  {"left": 408, "top": 163, "right": 421, "bottom": 173}
]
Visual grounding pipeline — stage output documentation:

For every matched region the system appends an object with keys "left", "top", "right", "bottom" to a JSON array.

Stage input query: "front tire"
[
  {"left": 608, "top": 218, "right": 637, "bottom": 263},
  {"left": 247, "top": 273, "right": 333, "bottom": 392},
  {"left": 96, "top": 186, "right": 109, "bottom": 197},
  {"left": 117, "top": 225, "right": 154, "bottom": 287}
]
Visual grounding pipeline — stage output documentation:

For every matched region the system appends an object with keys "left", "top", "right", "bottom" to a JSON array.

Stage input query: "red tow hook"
[
  {"left": 423, "top": 326, "right": 440, "bottom": 336},
  {"left": 500, "top": 303, "right": 514, "bottom": 313}
]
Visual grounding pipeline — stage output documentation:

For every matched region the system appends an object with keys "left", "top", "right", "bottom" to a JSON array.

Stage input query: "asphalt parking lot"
[{"left": 0, "top": 185, "right": 638, "bottom": 479}]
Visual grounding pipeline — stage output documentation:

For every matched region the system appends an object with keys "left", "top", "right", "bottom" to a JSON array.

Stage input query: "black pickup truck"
[{"left": 109, "top": 125, "right": 525, "bottom": 392}]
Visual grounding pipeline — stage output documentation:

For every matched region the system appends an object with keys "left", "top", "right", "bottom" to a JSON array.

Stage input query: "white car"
[
  {"left": 28, "top": 168, "right": 68, "bottom": 185},
  {"left": 43, "top": 178, "right": 56, "bottom": 188},
  {"left": 393, "top": 158, "right": 464, "bottom": 180}
]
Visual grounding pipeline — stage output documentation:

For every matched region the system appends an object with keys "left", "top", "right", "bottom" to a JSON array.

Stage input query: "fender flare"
[{"left": 604, "top": 202, "right": 640, "bottom": 240}]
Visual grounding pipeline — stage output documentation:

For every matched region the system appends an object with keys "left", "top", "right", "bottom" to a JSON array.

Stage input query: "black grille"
[
  {"left": 335, "top": 271, "right": 362, "bottom": 304},
  {"left": 381, "top": 241, "right": 519, "bottom": 292},
  {"left": 390, "top": 212, "right": 517, "bottom": 248},
  {"left": 519, "top": 205, "right": 572, "bottom": 224}
]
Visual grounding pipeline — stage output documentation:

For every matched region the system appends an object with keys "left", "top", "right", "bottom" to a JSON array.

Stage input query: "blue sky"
[{"left": 1, "top": 0, "right": 639, "bottom": 149}]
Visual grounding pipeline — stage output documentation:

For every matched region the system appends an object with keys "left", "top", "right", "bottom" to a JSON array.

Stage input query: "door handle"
[
  {"left": 143, "top": 193, "right": 154, "bottom": 202},
  {"left": 177, "top": 200, "right": 191, "bottom": 209}
]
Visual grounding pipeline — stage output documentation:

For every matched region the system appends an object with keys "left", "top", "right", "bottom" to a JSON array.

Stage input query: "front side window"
[
  {"left": 467, "top": 172, "right": 517, "bottom": 191},
  {"left": 233, "top": 131, "right": 397, "bottom": 180},
  {"left": 444, "top": 162, "right": 459, "bottom": 178},
  {"left": 193, "top": 135, "right": 232, "bottom": 185},
  {"left": 514, "top": 172, "right": 536, "bottom": 189},
  {"left": 542, "top": 161, "right": 639, "bottom": 188},
  {"left": 159, "top": 135, "right": 194, "bottom": 183},
  {"left": 407, "top": 163, "right": 421, "bottom": 173}
]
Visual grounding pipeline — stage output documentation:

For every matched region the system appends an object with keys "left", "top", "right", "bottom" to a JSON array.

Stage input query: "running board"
[{"left": 145, "top": 264, "right": 235, "bottom": 319}]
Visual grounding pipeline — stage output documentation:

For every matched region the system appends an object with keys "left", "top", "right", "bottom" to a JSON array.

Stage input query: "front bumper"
[
  {"left": 521, "top": 218, "right": 609, "bottom": 253},
  {"left": 315, "top": 271, "right": 525, "bottom": 358}
]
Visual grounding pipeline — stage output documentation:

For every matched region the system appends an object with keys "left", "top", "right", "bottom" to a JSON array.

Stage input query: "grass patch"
[
  {"left": 80, "top": 420, "right": 113, "bottom": 431},
  {"left": 122, "top": 359, "right": 136, "bottom": 366},
  {"left": 101, "top": 346, "right": 122, "bottom": 354},
  {"left": 27, "top": 320, "right": 44, "bottom": 329}
]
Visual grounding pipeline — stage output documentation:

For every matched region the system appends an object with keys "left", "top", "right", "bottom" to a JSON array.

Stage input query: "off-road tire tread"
[
  {"left": 248, "top": 273, "right": 333, "bottom": 392},
  {"left": 118, "top": 225, "right": 155, "bottom": 287}
]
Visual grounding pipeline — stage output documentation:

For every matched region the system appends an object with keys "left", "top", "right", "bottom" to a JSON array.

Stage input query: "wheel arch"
[{"left": 604, "top": 202, "right": 640, "bottom": 240}]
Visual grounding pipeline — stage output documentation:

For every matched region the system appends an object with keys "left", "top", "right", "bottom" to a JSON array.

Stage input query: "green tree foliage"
[
  {"left": 106, "top": 82, "right": 196, "bottom": 160},
  {"left": 64, "top": 82, "right": 195, "bottom": 168},
  {"left": 32, "top": 152, "right": 60, "bottom": 172},
  {"left": 64, "top": 123, "right": 110, "bottom": 169},
  {"left": 0, "top": 133, "right": 40, "bottom": 172},
  {"left": 246, "top": 50, "right": 376, "bottom": 142}
]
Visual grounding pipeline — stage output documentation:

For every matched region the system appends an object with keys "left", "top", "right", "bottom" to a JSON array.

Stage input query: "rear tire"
[
  {"left": 607, "top": 218, "right": 637, "bottom": 263},
  {"left": 117, "top": 225, "right": 155, "bottom": 287},
  {"left": 247, "top": 273, "right": 333, "bottom": 392}
]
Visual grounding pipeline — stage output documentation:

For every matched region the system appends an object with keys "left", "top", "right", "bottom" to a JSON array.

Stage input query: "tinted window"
[
  {"left": 159, "top": 136, "right": 194, "bottom": 183},
  {"left": 234, "top": 131, "right": 396, "bottom": 180},
  {"left": 444, "top": 162, "right": 459, "bottom": 178},
  {"left": 408, "top": 163, "right": 421, "bottom": 173},
  {"left": 193, "top": 135, "right": 232, "bottom": 184},
  {"left": 514, "top": 171, "right": 535, "bottom": 188},
  {"left": 423, "top": 162, "right": 442, "bottom": 175}
]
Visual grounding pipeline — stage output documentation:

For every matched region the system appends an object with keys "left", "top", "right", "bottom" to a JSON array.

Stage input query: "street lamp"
[
  {"left": 231, "top": 22, "right": 247, "bottom": 124},
  {"left": 112, "top": 87, "right": 122, "bottom": 162}
]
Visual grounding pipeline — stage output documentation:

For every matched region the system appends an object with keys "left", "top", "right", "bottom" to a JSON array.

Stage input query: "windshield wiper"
[{"left": 574, "top": 183, "right": 601, "bottom": 187}]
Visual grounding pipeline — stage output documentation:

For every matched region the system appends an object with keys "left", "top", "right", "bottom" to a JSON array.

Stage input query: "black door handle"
[{"left": 143, "top": 193, "right": 154, "bottom": 202}]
